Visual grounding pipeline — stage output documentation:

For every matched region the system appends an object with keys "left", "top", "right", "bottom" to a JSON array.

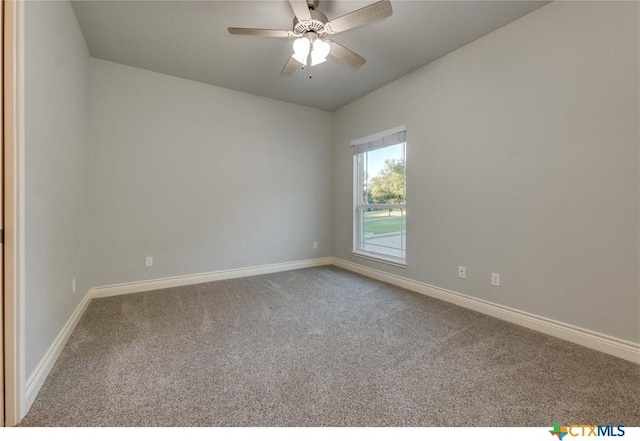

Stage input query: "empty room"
[{"left": 1, "top": 0, "right": 638, "bottom": 430}]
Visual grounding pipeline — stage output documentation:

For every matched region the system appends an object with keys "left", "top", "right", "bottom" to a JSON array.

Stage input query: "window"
[{"left": 352, "top": 126, "right": 407, "bottom": 266}]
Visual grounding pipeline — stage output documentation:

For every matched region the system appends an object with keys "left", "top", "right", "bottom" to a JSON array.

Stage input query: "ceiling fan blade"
[
  {"left": 328, "top": 40, "right": 366, "bottom": 69},
  {"left": 228, "top": 28, "right": 295, "bottom": 38},
  {"left": 282, "top": 56, "right": 303, "bottom": 75},
  {"left": 325, "top": 0, "right": 393, "bottom": 34},
  {"left": 289, "top": 0, "right": 312, "bottom": 21}
]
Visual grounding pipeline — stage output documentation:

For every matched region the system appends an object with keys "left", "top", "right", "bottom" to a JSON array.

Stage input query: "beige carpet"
[{"left": 20, "top": 266, "right": 640, "bottom": 426}]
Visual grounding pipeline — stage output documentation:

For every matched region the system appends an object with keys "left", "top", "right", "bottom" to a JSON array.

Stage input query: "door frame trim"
[
  {"left": 3, "top": 0, "right": 25, "bottom": 426},
  {"left": 0, "top": 0, "right": 4, "bottom": 427}
]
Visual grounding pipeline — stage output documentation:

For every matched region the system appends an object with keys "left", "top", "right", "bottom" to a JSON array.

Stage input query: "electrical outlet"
[
  {"left": 313, "top": 241, "right": 318, "bottom": 250},
  {"left": 491, "top": 273, "right": 500, "bottom": 287},
  {"left": 145, "top": 256, "right": 153, "bottom": 267},
  {"left": 458, "top": 266, "right": 466, "bottom": 279},
  {"left": 72, "top": 278, "right": 76, "bottom": 293}
]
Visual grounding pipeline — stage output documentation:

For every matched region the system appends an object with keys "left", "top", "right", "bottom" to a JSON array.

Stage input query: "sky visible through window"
[{"left": 364, "top": 143, "right": 404, "bottom": 183}]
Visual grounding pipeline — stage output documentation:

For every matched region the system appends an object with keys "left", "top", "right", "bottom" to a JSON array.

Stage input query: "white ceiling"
[{"left": 71, "top": 0, "right": 548, "bottom": 111}]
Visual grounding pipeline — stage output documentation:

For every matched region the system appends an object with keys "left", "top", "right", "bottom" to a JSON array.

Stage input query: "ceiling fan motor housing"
[{"left": 293, "top": 10, "right": 329, "bottom": 38}]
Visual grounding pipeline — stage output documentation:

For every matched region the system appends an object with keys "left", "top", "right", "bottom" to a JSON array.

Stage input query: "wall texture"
[
  {"left": 25, "top": 1, "right": 93, "bottom": 378},
  {"left": 90, "top": 59, "right": 333, "bottom": 286},
  {"left": 332, "top": 1, "right": 640, "bottom": 343}
]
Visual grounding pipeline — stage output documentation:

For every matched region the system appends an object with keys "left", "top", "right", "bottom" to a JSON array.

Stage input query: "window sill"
[{"left": 351, "top": 251, "right": 407, "bottom": 269}]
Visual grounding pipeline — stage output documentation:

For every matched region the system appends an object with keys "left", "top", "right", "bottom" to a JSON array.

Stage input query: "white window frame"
[{"left": 351, "top": 125, "right": 407, "bottom": 267}]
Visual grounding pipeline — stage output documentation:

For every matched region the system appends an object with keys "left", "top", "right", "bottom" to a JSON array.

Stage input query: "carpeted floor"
[{"left": 20, "top": 266, "right": 640, "bottom": 426}]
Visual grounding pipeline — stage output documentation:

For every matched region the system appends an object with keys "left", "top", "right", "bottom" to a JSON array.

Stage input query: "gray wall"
[
  {"left": 332, "top": 1, "right": 640, "bottom": 343},
  {"left": 90, "top": 59, "right": 333, "bottom": 286},
  {"left": 25, "top": 1, "right": 93, "bottom": 377}
]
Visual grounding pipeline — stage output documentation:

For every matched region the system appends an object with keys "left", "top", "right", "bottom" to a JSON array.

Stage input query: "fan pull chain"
[{"left": 307, "top": 51, "right": 312, "bottom": 79}]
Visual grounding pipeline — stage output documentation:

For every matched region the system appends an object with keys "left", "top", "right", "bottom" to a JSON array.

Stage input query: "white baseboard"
[
  {"left": 89, "top": 257, "right": 334, "bottom": 298},
  {"left": 24, "top": 289, "right": 93, "bottom": 413},
  {"left": 332, "top": 258, "right": 640, "bottom": 364}
]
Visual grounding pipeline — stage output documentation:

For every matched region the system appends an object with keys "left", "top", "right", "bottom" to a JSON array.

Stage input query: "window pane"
[
  {"left": 360, "top": 207, "right": 406, "bottom": 259},
  {"left": 362, "top": 143, "right": 405, "bottom": 204},
  {"left": 353, "top": 132, "right": 406, "bottom": 264}
]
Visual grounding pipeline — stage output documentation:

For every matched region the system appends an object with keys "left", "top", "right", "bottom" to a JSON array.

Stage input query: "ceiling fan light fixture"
[
  {"left": 311, "top": 39, "right": 331, "bottom": 66},
  {"left": 292, "top": 37, "right": 311, "bottom": 65},
  {"left": 229, "top": 0, "right": 391, "bottom": 74}
]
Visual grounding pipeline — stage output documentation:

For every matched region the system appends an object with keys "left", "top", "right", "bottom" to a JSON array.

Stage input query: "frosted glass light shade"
[
  {"left": 293, "top": 37, "right": 310, "bottom": 65},
  {"left": 311, "top": 39, "right": 330, "bottom": 66}
]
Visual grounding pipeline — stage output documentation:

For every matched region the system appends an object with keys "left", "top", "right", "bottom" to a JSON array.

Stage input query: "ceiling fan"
[{"left": 228, "top": 0, "right": 393, "bottom": 75}]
